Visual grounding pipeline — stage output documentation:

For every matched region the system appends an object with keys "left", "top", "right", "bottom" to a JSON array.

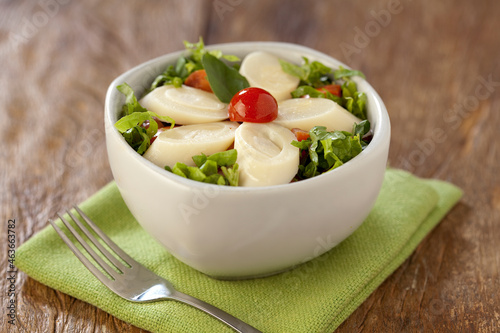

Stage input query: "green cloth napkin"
[{"left": 16, "top": 169, "right": 462, "bottom": 333}]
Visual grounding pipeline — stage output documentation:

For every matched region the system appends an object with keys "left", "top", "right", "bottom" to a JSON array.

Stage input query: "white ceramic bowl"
[{"left": 104, "top": 42, "right": 390, "bottom": 279}]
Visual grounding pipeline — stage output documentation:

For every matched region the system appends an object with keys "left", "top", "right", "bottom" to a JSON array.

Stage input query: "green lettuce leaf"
[
  {"left": 282, "top": 59, "right": 367, "bottom": 120},
  {"left": 280, "top": 57, "right": 332, "bottom": 87},
  {"left": 165, "top": 149, "right": 239, "bottom": 186},
  {"left": 290, "top": 81, "right": 367, "bottom": 120},
  {"left": 341, "top": 81, "right": 367, "bottom": 119},
  {"left": 290, "top": 85, "right": 343, "bottom": 105},
  {"left": 290, "top": 85, "right": 324, "bottom": 98},
  {"left": 206, "top": 149, "right": 238, "bottom": 166},
  {"left": 115, "top": 83, "right": 175, "bottom": 155},
  {"left": 150, "top": 37, "right": 240, "bottom": 92},
  {"left": 333, "top": 66, "right": 366, "bottom": 80},
  {"left": 221, "top": 164, "right": 239, "bottom": 186},
  {"left": 352, "top": 119, "right": 371, "bottom": 137},
  {"left": 117, "top": 83, "right": 148, "bottom": 115},
  {"left": 291, "top": 124, "right": 370, "bottom": 180},
  {"left": 149, "top": 58, "right": 186, "bottom": 90},
  {"left": 199, "top": 160, "right": 218, "bottom": 176},
  {"left": 121, "top": 126, "right": 150, "bottom": 155}
]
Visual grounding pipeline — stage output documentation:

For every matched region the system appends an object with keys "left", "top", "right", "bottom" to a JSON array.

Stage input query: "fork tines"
[{"left": 49, "top": 206, "right": 133, "bottom": 284}]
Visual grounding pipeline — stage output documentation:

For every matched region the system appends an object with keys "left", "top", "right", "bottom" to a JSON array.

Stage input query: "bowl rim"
[{"left": 104, "top": 41, "right": 391, "bottom": 192}]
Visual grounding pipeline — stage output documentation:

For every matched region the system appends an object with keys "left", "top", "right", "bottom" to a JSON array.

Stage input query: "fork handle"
[{"left": 170, "top": 290, "right": 262, "bottom": 333}]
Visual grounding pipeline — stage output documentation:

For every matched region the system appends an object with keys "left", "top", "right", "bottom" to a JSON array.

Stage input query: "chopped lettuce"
[
  {"left": 192, "top": 149, "right": 238, "bottom": 167},
  {"left": 115, "top": 83, "right": 174, "bottom": 155},
  {"left": 280, "top": 57, "right": 332, "bottom": 87},
  {"left": 114, "top": 39, "right": 373, "bottom": 186},
  {"left": 291, "top": 121, "right": 370, "bottom": 180},
  {"left": 120, "top": 126, "right": 150, "bottom": 155},
  {"left": 149, "top": 58, "right": 186, "bottom": 90},
  {"left": 333, "top": 66, "right": 366, "bottom": 80},
  {"left": 117, "top": 82, "right": 148, "bottom": 115},
  {"left": 150, "top": 37, "right": 241, "bottom": 92},
  {"left": 165, "top": 149, "right": 239, "bottom": 186},
  {"left": 290, "top": 85, "right": 343, "bottom": 106},
  {"left": 281, "top": 58, "right": 368, "bottom": 120},
  {"left": 341, "top": 80, "right": 368, "bottom": 120}
]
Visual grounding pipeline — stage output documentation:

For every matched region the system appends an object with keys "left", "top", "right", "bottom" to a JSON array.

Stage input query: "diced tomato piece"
[
  {"left": 184, "top": 69, "right": 213, "bottom": 92},
  {"left": 291, "top": 128, "right": 310, "bottom": 141},
  {"left": 317, "top": 84, "right": 341, "bottom": 97}
]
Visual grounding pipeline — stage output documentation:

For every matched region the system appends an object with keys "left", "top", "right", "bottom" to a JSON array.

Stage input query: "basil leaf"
[
  {"left": 202, "top": 53, "right": 250, "bottom": 103},
  {"left": 151, "top": 37, "right": 240, "bottom": 92}
]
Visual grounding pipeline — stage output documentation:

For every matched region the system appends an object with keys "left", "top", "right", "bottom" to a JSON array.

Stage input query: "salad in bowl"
[
  {"left": 114, "top": 38, "right": 372, "bottom": 187},
  {"left": 104, "top": 39, "right": 390, "bottom": 278}
]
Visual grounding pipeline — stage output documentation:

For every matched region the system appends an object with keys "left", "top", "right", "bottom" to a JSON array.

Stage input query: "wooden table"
[{"left": 1, "top": 0, "right": 498, "bottom": 332}]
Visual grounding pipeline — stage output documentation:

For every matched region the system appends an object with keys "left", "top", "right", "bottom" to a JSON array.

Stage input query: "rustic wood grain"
[{"left": 1, "top": 0, "right": 498, "bottom": 332}]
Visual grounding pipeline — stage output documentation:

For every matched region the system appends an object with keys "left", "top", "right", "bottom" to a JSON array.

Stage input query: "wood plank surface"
[{"left": 1, "top": 0, "right": 498, "bottom": 332}]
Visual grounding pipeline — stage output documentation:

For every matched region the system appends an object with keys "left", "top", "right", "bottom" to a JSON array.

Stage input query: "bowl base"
[{"left": 204, "top": 265, "right": 298, "bottom": 281}]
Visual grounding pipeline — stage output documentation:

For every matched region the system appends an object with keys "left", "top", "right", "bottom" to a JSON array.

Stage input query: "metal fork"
[{"left": 49, "top": 206, "right": 262, "bottom": 333}]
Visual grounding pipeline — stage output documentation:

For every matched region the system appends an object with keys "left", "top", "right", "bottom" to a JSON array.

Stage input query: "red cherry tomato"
[{"left": 228, "top": 87, "right": 278, "bottom": 123}]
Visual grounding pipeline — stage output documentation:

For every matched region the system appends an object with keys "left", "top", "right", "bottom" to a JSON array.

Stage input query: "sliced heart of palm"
[
  {"left": 140, "top": 85, "right": 229, "bottom": 125},
  {"left": 234, "top": 122, "right": 299, "bottom": 187},
  {"left": 144, "top": 122, "right": 239, "bottom": 168},
  {"left": 239, "top": 51, "right": 300, "bottom": 102},
  {"left": 274, "top": 97, "right": 362, "bottom": 132}
]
